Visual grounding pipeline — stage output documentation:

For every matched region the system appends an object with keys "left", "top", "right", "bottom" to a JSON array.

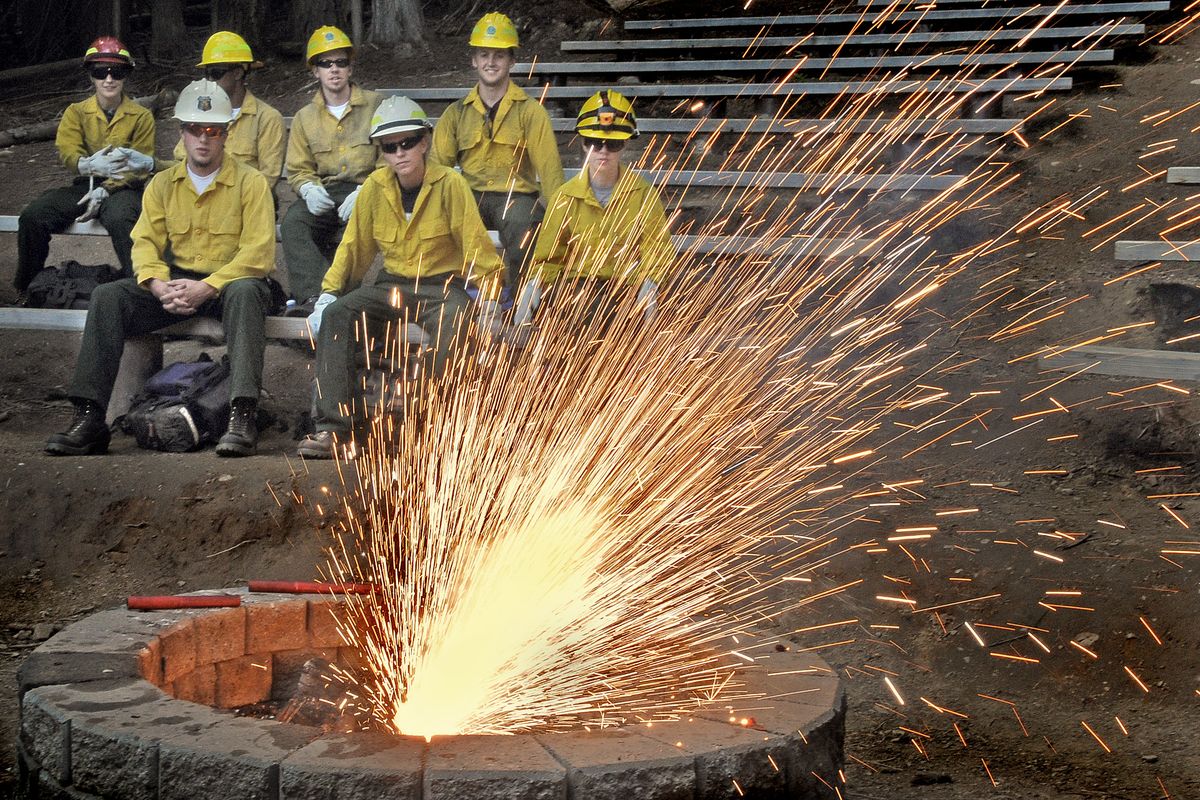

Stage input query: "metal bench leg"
[{"left": 107, "top": 335, "right": 162, "bottom": 424}]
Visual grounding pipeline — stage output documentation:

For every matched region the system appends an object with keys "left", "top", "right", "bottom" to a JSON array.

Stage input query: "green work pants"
[
  {"left": 68, "top": 272, "right": 272, "bottom": 409},
  {"left": 474, "top": 191, "right": 542, "bottom": 291},
  {"left": 279, "top": 180, "right": 359, "bottom": 302},
  {"left": 16, "top": 178, "right": 142, "bottom": 292},
  {"left": 314, "top": 273, "right": 471, "bottom": 434}
]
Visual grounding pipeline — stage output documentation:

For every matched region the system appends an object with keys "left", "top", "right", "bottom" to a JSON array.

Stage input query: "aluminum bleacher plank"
[
  {"left": 561, "top": 23, "right": 1144, "bottom": 52},
  {"left": 624, "top": 2, "right": 1170, "bottom": 30},
  {"left": 1166, "top": 167, "right": 1200, "bottom": 184},
  {"left": 1039, "top": 345, "right": 1200, "bottom": 381},
  {"left": 644, "top": 169, "right": 963, "bottom": 191},
  {"left": 1114, "top": 240, "right": 1200, "bottom": 261},
  {"left": 520, "top": 49, "right": 1114, "bottom": 77},
  {"left": 383, "top": 77, "right": 1072, "bottom": 103}
]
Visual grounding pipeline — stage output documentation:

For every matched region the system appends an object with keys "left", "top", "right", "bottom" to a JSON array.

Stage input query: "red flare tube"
[
  {"left": 247, "top": 580, "right": 376, "bottom": 595},
  {"left": 127, "top": 595, "right": 242, "bottom": 610}
]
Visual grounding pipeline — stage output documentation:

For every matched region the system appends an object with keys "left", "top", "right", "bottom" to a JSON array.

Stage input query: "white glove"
[
  {"left": 337, "top": 187, "right": 361, "bottom": 222},
  {"left": 512, "top": 279, "right": 543, "bottom": 328},
  {"left": 77, "top": 146, "right": 124, "bottom": 179},
  {"left": 306, "top": 293, "right": 338, "bottom": 337},
  {"left": 75, "top": 186, "right": 110, "bottom": 223},
  {"left": 475, "top": 299, "right": 503, "bottom": 340},
  {"left": 636, "top": 278, "right": 658, "bottom": 323},
  {"left": 111, "top": 147, "right": 155, "bottom": 176},
  {"left": 299, "top": 182, "right": 336, "bottom": 216}
]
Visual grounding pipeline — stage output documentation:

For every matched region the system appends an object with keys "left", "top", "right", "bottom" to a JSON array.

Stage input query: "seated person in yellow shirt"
[
  {"left": 15, "top": 37, "right": 154, "bottom": 293},
  {"left": 515, "top": 90, "right": 674, "bottom": 331},
  {"left": 281, "top": 25, "right": 383, "bottom": 315},
  {"left": 296, "top": 97, "right": 503, "bottom": 460},
  {"left": 431, "top": 13, "right": 563, "bottom": 298},
  {"left": 45, "top": 81, "right": 276, "bottom": 458},
  {"left": 166, "top": 32, "right": 285, "bottom": 190}
]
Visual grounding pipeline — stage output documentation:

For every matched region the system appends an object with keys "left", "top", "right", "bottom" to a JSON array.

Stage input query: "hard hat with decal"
[
  {"left": 306, "top": 25, "right": 354, "bottom": 63},
  {"left": 198, "top": 31, "right": 263, "bottom": 69},
  {"left": 83, "top": 36, "right": 135, "bottom": 67},
  {"left": 174, "top": 80, "right": 234, "bottom": 124},
  {"left": 575, "top": 90, "right": 638, "bottom": 141},
  {"left": 468, "top": 12, "right": 519, "bottom": 49},
  {"left": 369, "top": 96, "right": 432, "bottom": 139}
]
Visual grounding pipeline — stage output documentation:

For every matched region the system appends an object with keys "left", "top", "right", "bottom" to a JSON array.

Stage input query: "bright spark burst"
[{"left": 290, "top": 3, "right": 1194, "bottom": 756}]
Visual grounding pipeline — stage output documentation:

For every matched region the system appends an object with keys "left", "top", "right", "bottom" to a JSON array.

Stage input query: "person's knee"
[
  {"left": 88, "top": 280, "right": 130, "bottom": 313},
  {"left": 222, "top": 279, "right": 270, "bottom": 312}
]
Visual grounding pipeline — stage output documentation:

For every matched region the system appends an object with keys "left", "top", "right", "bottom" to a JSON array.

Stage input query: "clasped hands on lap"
[{"left": 146, "top": 278, "right": 216, "bottom": 315}]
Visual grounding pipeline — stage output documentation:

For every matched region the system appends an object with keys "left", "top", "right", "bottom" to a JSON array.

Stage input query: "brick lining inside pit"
[{"left": 16, "top": 589, "right": 846, "bottom": 800}]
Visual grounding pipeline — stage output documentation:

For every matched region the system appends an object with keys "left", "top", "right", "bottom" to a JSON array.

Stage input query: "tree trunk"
[
  {"left": 220, "top": 0, "right": 266, "bottom": 45},
  {"left": 370, "top": 0, "right": 425, "bottom": 46},
  {"left": 286, "top": 0, "right": 348, "bottom": 43},
  {"left": 150, "top": 0, "right": 186, "bottom": 63}
]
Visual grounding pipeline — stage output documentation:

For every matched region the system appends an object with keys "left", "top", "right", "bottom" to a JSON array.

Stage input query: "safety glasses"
[
  {"left": 204, "top": 65, "right": 237, "bottom": 81},
  {"left": 182, "top": 123, "right": 229, "bottom": 138},
  {"left": 88, "top": 65, "right": 131, "bottom": 81},
  {"left": 379, "top": 135, "right": 425, "bottom": 154},
  {"left": 314, "top": 57, "right": 351, "bottom": 69},
  {"left": 587, "top": 139, "right": 626, "bottom": 153}
]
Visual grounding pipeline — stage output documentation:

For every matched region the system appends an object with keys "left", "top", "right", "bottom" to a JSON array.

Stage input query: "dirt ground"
[{"left": 1, "top": 5, "right": 1199, "bottom": 799}]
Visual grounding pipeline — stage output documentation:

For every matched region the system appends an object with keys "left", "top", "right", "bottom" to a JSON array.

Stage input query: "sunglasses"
[
  {"left": 587, "top": 139, "right": 626, "bottom": 152},
  {"left": 88, "top": 65, "right": 131, "bottom": 81},
  {"left": 182, "top": 123, "right": 228, "bottom": 138},
  {"left": 379, "top": 135, "right": 425, "bottom": 154},
  {"left": 203, "top": 65, "right": 238, "bottom": 81},
  {"left": 314, "top": 57, "right": 351, "bottom": 69}
]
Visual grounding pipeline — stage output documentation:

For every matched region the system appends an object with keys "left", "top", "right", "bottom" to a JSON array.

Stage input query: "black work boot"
[
  {"left": 215, "top": 398, "right": 258, "bottom": 457},
  {"left": 45, "top": 401, "right": 110, "bottom": 456}
]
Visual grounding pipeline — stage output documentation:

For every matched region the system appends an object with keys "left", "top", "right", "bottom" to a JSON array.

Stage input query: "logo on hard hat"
[
  {"left": 599, "top": 111, "right": 614, "bottom": 126},
  {"left": 487, "top": 25, "right": 497, "bottom": 35},
  {"left": 325, "top": 32, "right": 335, "bottom": 41},
  {"left": 198, "top": 96, "right": 212, "bottom": 111}
]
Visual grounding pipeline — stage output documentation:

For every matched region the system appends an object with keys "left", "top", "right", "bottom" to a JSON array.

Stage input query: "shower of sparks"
[{"left": 276, "top": 4, "right": 1200, "bottom": 786}]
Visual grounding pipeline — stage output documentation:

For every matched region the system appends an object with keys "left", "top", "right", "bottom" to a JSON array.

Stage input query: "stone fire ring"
[{"left": 17, "top": 588, "right": 846, "bottom": 799}]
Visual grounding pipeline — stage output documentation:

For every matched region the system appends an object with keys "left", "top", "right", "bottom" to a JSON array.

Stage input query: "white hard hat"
[
  {"left": 369, "top": 95, "right": 432, "bottom": 139},
  {"left": 174, "top": 79, "right": 234, "bottom": 124}
]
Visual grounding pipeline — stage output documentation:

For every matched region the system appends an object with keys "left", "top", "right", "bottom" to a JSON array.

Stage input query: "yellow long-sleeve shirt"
[
  {"left": 286, "top": 84, "right": 382, "bottom": 192},
  {"left": 321, "top": 163, "right": 503, "bottom": 301},
  {"left": 530, "top": 165, "right": 674, "bottom": 286},
  {"left": 431, "top": 82, "right": 563, "bottom": 201},
  {"left": 170, "top": 91, "right": 285, "bottom": 186},
  {"left": 132, "top": 156, "right": 276, "bottom": 291},
  {"left": 56, "top": 94, "right": 155, "bottom": 191}
]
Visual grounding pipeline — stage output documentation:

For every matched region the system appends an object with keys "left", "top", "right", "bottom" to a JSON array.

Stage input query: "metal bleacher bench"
[
  {"left": 1166, "top": 167, "right": 1200, "bottom": 184},
  {"left": 1113, "top": 240, "right": 1200, "bottom": 261},
  {"left": 384, "top": 77, "right": 1073, "bottom": 107},
  {"left": 518, "top": 50, "right": 1114, "bottom": 83},
  {"left": 1040, "top": 345, "right": 1200, "bottom": 381},
  {"left": 623, "top": 2, "right": 1170, "bottom": 30},
  {"left": 561, "top": 24, "right": 1144, "bottom": 54}
]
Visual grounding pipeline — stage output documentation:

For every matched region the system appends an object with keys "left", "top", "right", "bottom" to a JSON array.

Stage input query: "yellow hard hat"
[
  {"left": 469, "top": 13, "right": 519, "bottom": 49},
  {"left": 198, "top": 31, "right": 263, "bottom": 69},
  {"left": 306, "top": 25, "right": 353, "bottom": 63},
  {"left": 174, "top": 80, "right": 234, "bottom": 125},
  {"left": 576, "top": 90, "right": 638, "bottom": 141}
]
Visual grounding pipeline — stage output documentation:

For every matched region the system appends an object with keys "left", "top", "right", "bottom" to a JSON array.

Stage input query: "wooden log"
[{"left": 0, "top": 90, "right": 178, "bottom": 149}]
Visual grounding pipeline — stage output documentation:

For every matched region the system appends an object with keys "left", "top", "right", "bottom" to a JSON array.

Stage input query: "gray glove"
[
  {"left": 337, "top": 187, "right": 361, "bottom": 222},
  {"left": 112, "top": 147, "right": 155, "bottom": 176},
  {"left": 512, "top": 279, "right": 543, "bottom": 328},
  {"left": 475, "top": 299, "right": 504, "bottom": 340},
  {"left": 75, "top": 186, "right": 110, "bottom": 223},
  {"left": 299, "top": 182, "right": 336, "bottom": 216},
  {"left": 636, "top": 278, "right": 658, "bottom": 323},
  {"left": 77, "top": 146, "right": 124, "bottom": 179},
  {"left": 306, "top": 293, "right": 339, "bottom": 337}
]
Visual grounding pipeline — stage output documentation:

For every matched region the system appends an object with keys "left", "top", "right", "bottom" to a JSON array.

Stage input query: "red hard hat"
[{"left": 83, "top": 36, "right": 135, "bottom": 67}]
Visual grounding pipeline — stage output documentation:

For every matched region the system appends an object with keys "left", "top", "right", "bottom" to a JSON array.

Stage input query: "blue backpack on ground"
[{"left": 119, "top": 354, "right": 231, "bottom": 452}]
